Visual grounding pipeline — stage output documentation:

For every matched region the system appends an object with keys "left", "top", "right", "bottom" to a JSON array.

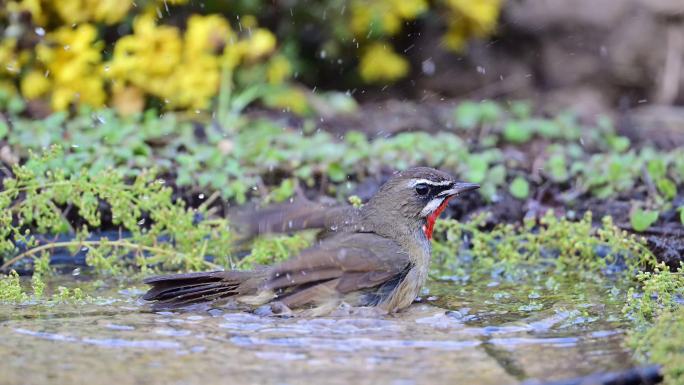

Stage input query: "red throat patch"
[{"left": 422, "top": 196, "right": 454, "bottom": 240}]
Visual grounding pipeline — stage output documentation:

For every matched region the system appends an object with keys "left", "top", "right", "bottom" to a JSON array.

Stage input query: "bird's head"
[{"left": 364, "top": 167, "right": 479, "bottom": 240}]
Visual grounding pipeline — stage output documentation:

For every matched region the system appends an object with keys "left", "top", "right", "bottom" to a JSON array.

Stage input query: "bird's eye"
[{"left": 415, "top": 184, "right": 430, "bottom": 196}]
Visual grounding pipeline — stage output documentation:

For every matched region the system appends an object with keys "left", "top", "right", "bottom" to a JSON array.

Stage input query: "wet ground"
[{"left": 0, "top": 276, "right": 635, "bottom": 385}]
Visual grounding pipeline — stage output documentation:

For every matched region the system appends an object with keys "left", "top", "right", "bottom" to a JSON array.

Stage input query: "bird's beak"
[{"left": 437, "top": 182, "right": 480, "bottom": 197}]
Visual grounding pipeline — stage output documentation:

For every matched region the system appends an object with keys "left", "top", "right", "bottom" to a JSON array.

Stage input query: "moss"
[
  {"left": 1, "top": 146, "right": 234, "bottom": 275},
  {"left": 431, "top": 210, "right": 655, "bottom": 282},
  {"left": 0, "top": 271, "right": 29, "bottom": 303},
  {"left": 628, "top": 307, "right": 684, "bottom": 385}
]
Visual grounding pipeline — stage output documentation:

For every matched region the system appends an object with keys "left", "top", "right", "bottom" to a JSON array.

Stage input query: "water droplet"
[
  {"left": 422, "top": 58, "right": 435, "bottom": 75},
  {"left": 198, "top": 193, "right": 205, "bottom": 199}
]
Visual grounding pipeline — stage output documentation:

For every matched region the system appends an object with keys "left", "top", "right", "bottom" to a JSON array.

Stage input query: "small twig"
[
  {"left": 46, "top": 200, "right": 75, "bottom": 234},
  {"left": 197, "top": 190, "right": 221, "bottom": 212}
]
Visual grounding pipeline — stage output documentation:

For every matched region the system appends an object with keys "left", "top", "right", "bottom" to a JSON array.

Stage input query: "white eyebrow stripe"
[
  {"left": 437, "top": 188, "right": 459, "bottom": 197},
  {"left": 408, "top": 178, "right": 453, "bottom": 187}
]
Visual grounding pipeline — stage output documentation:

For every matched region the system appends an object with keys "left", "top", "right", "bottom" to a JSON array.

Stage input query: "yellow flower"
[
  {"left": 35, "top": 24, "right": 105, "bottom": 110},
  {"left": 108, "top": 14, "right": 242, "bottom": 110},
  {"left": 267, "top": 55, "right": 292, "bottom": 85},
  {"left": 90, "top": 0, "right": 133, "bottom": 25},
  {"left": 167, "top": 54, "right": 221, "bottom": 109},
  {"left": 242, "top": 29, "right": 276, "bottom": 61},
  {"left": 443, "top": 0, "right": 502, "bottom": 50},
  {"left": 350, "top": 0, "right": 427, "bottom": 37},
  {"left": 108, "top": 14, "right": 182, "bottom": 83},
  {"left": 20, "top": 70, "right": 51, "bottom": 100},
  {"left": 392, "top": 0, "right": 427, "bottom": 19},
  {"left": 185, "top": 14, "right": 233, "bottom": 56},
  {"left": 359, "top": 43, "right": 409, "bottom": 83},
  {"left": 447, "top": 0, "right": 502, "bottom": 36}
]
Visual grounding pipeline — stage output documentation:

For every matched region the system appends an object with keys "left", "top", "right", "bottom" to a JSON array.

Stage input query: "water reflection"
[{"left": 0, "top": 278, "right": 634, "bottom": 385}]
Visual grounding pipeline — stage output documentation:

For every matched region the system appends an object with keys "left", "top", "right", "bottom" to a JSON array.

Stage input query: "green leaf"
[
  {"left": 503, "top": 121, "right": 532, "bottom": 143},
  {"left": 509, "top": 101, "right": 532, "bottom": 119},
  {"left": 478, "top": 101, "right": 502, "bottom": 124},
  {"left": 656, "top": 178, "right": 677, "bottom": 200},
  {"left": 465, "top": 154, "right": 489, "bottom": 184},
  {"left": 630, "top": 208, "right": 659, "bottom": 232},
  {"left": 647, "top": 159, "right": 667, "bottom": 179},
  {"left": 327, "top": 162, "right": 347, "bottom": 182},
  {"left": 547, "top": 154, "right": 569, "bottom": 182},
  {"left": 534, "top": 119, "right": 561, "bottom": 138},
  {"left": 509, "top": 177, "right": 530, "bottom": 199},
  {"left": 454, "top": 101, "right": 480, "bottom": 130},
  {"left": 609, "top": 136, "right": 630, "bottom": 153},
  {"left": 270, "top": 178, "right": 295, "bottom": 203},
  {"left": 7, "top": 96, "right": 25, "bottom": 115}
]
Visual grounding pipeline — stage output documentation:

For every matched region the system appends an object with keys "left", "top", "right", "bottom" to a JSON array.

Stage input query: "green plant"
[
  {"left": 1, "top": 146, "right": 234, "bottom": 276},
  {"left": 431, "top": 211, "right": 656, "bottom": 282},
  {"left": 237, "top": 234, "right": 312, "bottom": 270},
  {"left": 509, "top": 176, "right": 530, "bottom": 199},
  {"left": 631, "top": 208, "right": 659, "bottom": 232}
]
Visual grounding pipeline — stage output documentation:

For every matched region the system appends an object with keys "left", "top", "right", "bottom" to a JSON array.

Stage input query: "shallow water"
[{"left": 0, "top": 277, "right": 634, "bottom": 385}]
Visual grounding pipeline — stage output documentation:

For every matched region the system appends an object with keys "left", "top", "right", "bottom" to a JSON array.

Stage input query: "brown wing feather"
[
  {"left": 264, "top": 232, "right": 410, "bottom": 296},
  {"left": 231, "top": 200, "right": 358, "bottom": 240}
]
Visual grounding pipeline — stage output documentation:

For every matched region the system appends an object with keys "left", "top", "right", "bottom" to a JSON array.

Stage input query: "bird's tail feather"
[{"left": 142, "top": 271, "right": 249, "bottom": 309}]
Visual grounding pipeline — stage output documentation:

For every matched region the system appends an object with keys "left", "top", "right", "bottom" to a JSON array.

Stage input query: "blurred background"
[{"left": 2, "top": 0, "right": 683, "bottom": 116}]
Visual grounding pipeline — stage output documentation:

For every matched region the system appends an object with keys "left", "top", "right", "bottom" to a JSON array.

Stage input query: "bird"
[{"left": 142, "top": 167, "right": 479, "bottom": 316}]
